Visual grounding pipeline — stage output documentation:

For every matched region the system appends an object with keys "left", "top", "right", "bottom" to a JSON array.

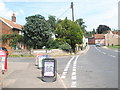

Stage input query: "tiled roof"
[
  {"left": 0, "top": 17, "right": 23, "bottom": 30},
  {"left": 94, "top": 34, "right": 105, "bottom": 39},
  {"left": 112, "top": 31, "right": 120, "bottom": 35}
]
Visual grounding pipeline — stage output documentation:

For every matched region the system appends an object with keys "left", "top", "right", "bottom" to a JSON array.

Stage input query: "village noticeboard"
[{"left": 42, "top": 58, "right": 57, "bottom": 82}]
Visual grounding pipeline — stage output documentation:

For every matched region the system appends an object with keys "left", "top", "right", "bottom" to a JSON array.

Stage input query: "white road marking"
[
  {"left": 61, "top": 75, "right": 66, "bottom": 79},
  {"left": 94, "top": 46, "right": 116, "bottom": 58},
  {"left": 57, "top": 73, "right": 68, "bottom": 88},
  {"left": 61, "top": 56, "right": 75, "bottom": 79},
  {"left": 72, "top": 72, "right": 76, "bottom": 76},
  {"left": 71, "top": 76, "right": 77, "bottom": 80},
  {"left": 71, "top": 55, "right": 79, "bottom": 88},
  {"left": 72, "top": 68, "right": 76, "bottom": 72},
  {"left": 102, "top": 52, "right": 106, "bottom": 54},
  {"left": 109, "top": 55, "right": 116, "bottom": 58},
  {"left": 71, "top": 81, "right": 77, "bottom": 88},
  {"left": 64, "top": 68, "right": 68, "bottom": 72}
]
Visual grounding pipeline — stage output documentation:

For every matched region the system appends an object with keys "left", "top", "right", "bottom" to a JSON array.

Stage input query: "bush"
[
  {"left": 47, "top": 39, "right": 72, "bottom": 52},
  {"left": 59, "top": 43, "right": 72, "bottom": 52},
  {"left": 47, "top": 39, "right": 64, "bottom": 49}
]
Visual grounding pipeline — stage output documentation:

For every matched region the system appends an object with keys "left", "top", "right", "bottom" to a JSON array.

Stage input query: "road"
[
  {"left": 57, "top": 45, "right": 118, "bottom": 88},
  {"left": 1, "top": 45, "right": 118, "bottom": 88}
]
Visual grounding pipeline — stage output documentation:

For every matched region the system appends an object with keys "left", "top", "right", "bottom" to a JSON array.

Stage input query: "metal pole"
[{"left": 71, "top": 2, "right": 74, "bottom": 21}]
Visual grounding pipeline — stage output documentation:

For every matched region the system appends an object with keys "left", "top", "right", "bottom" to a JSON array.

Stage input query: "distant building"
[
  {"left": 88, "top": 37, "right": 95, "bottom": 45},
  {"left": 105, "top": 30, "right": 120, "bottom": 46},
  {"left": 94, "top": 34, "right": 105, "bottom": 45},
  {"left": 0, "top": 13, "right": 25, "bottom": 53}
]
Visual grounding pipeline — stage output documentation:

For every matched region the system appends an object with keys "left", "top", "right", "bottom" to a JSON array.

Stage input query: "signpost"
[{"left": 42, "top": 58, "right": 57, "bottom": 82}]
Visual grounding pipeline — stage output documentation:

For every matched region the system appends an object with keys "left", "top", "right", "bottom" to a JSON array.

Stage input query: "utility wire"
[{"left": 57, "top": 7, "right": 71, "bottom": 19}]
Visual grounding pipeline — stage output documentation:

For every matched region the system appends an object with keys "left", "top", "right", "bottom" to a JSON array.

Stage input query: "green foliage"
[
  {"left": 23, "top": 14, "right": 52, "bottom": 49},
  {"left": 2, "top": 33, "right": 23, "bottom": 49},
  {"left": 59, "top": 43, "right": 71, "bottom": 52},
  {"left": 107, "top": 45, "right": 120, "bottom": 49},
  {"left": 96, "top": 25, "right": 111, "bottom": 34},
  {"left": 47, "top": 39, "right": 72, "bottom": 52},
  {"left": 55, "top": 18, "right": 83, "bottom": 52},
  {"left": 47, "top": 39, "right": 65, "bottom": 49},
  {"left": 10, "top": 33, "right": 23, "bottom": 49},
  {"left": 76, "top": 18, "right": 87, "bottom": 34},
  {"left": 47, "top": 15, "right": 56, "bottom": 32},
  {"left": 2, "top": 34, "right": 11, "bottom": 43},
  {"left": 85, "top": 31, "right": 92, "bottom": 38}
]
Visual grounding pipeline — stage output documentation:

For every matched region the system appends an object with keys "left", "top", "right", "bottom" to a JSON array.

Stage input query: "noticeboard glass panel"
[{"left": 44, "top": 61, "right": 55, "bottom": 77}]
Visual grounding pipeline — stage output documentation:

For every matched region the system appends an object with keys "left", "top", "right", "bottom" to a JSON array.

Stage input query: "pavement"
[
  {"left": 0, "top": 62, "right": 67, "bottom": 88},
  {"left": 0, "top": 46, "right": 89, "bottom": 89}
]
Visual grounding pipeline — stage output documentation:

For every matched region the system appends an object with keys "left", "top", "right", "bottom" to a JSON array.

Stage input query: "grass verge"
[{"left": 107, "top": 45, "right": 120, "bottom": 49}]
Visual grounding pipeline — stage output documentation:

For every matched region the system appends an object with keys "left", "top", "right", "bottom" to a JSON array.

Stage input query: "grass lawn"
[{"left": 107, "top": 45, "right": 120, "bottom": 49}]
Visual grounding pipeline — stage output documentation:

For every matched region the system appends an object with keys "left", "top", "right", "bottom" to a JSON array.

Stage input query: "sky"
[{"left": 0, "top": 0, "right": 119, "bottom": 31}]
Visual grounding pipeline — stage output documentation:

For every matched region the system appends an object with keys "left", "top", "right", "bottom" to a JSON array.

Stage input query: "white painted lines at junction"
[
  {"left": 102, "top": 52, "right": 106, "bottom": 54},
  {"left": 61, "top": 55, "right": 79, "bottom": 88},
  {"left": 109, "top": 55, "right": 116, "bottom": 58},
  {"left": 71, "top": 81, "right": 77, "bottom": 88},
  {"left": 61, "top": 56, "right": 75, "bottom": 79},
  {"left": 94, "top": 46, "right": 116, "bottom": 58},
  {"left": 71, "top": 55, "right": 79, "bottom": 88}
]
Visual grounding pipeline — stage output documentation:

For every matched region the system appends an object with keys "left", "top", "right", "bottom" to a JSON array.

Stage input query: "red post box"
[{"left": 0, "top": 50, "right": 7, "bottom": 74}]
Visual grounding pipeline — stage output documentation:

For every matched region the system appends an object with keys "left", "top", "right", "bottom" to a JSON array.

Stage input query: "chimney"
[{"left": 12, "top": 13, "right": 16, "bottom": 22}]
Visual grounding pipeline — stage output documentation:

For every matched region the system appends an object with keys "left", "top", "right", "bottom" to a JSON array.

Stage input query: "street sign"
[{"left": 42, "top": 58, "right": 57, "bottom": 82}]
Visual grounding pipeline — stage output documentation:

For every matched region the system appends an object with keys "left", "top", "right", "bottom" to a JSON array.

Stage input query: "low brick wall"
[
  {"left": 11, "top": 50, "right": 30, "bottom": 56},
  {"left": 11, "top": 49, "right": 70, "bottom": 56}
]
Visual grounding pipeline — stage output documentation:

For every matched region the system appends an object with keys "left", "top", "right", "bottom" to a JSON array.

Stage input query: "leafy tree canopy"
[
  {"left": 23, "top": 14, "right": 52, "bottom": 49},
  {"left": 96, "top": 25, "right": 111, "bottom": 34},
  {"left": 55, "top": 18, "right": 83, "bottom": 52},
  {"left": 76, "top": 18, "right": 87, "bottom": 34},
  {"left": 47, "top": 15, "right": 56, "bottom": 32},
  {"left": 2, "top": 33, "right": 23, "bottom": 49}
]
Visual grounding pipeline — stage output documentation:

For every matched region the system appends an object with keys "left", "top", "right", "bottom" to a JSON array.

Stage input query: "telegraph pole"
[{"left": 71, "top": 2, "right": 74, "bottom": 21}]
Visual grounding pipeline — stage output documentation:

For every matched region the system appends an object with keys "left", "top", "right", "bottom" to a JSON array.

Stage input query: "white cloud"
[
  {"left": 79, "top": 0, "right": 119, "bottom": 31},
  {"left": 1, "top": 0, "right": 119, "bottom": 31},
  {"left": 0, "top": 2, "right": 13, "bottom": 19},
  {"left": 0, "top": 2, "right": 24, "bottom": 21},
  {"left": 16, "top": 9, "right": 24, "bottom": 16}
]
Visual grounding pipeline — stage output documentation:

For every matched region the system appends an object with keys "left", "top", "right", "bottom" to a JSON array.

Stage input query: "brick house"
[
  {"left": 0, "top": 13, "right": 25, "bottom": 53},
  {"left": 94, "top": 34, "right": 105, "bottom": 45},
  {"left": 88, "top": 37, "right": 95, "bottom": 45},
  {"left": 105, "top": 30, "right": 120, "bottom": 46}
]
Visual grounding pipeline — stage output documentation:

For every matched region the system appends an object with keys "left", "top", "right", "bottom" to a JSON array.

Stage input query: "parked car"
[
  {"left": 95, "top": 43, "right": 101, "bottom": 47},
  {"left": 0, "top": 47, "right": 9, "bottom": 56}
]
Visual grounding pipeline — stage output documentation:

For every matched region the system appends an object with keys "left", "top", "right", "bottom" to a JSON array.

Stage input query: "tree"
[
  {"left": 96, "top": 25, "right": 111, "bottom": 34},
  {"left": 76, "top": 18, "right": 87, "bottom": 34},
  {"left": 92, "top": 28, "right": 96, "bottom": 35},
  {"left": 2, "top": 33, "right": 23, "bottom": 49},
  {"left": 23, "top": 14, "right": 51, "bottom": 49},
  {"left": 55, "top": 18, "right": 83, "bottom": 52},
  {"left": 47, "top": 15, "right": 56, "bottom": 32}
]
